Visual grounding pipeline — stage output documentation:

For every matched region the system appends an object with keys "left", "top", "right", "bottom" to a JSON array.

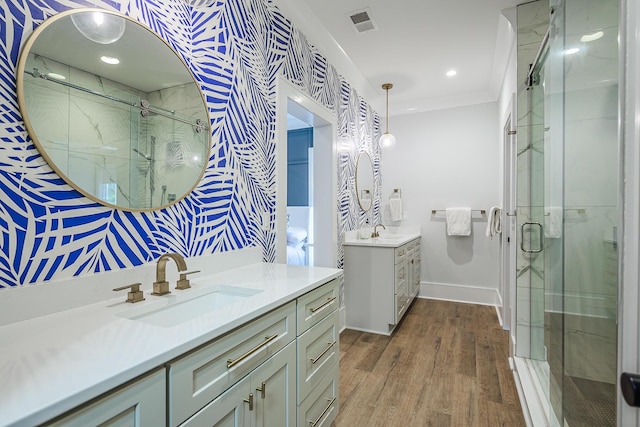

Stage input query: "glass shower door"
[
  {"left": 560, "top": 0, "right": 619, "bottom": 424},
  {"left": 516, "top": 0, "right": 619, "bottom": 425}
]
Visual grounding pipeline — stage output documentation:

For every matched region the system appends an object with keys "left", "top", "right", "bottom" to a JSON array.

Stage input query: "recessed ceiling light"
[
  {"left": 446, "top": 70, "right": 457, "bottom": 77},
  {"left": 564, "top": 47, "right": 580, "bottom": 55},
  {"left": 100, "top": 55, "right": 120, "bottom": 65},
  {"left": 580, "top": 31, "right": 604, "bottom": 43},
  {"left": 46, "top": 73, "right": 66, "bottom": 80}
]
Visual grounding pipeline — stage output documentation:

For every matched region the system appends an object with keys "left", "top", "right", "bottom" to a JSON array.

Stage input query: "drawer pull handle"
[
  {"left": 244, "top": 393, "right": 254, "bottom": 411},
  {"left": 311, "top": 341, "right": 336, "bottom": 364},
  {"left": 227, "top": 334, "right": 279, "bottom": 369},
  {"left": 309, "top": 397, "right": 336, "bottom": 426},
  {"left": 310, "top": 297, "right": 336, "bottom": 313},
  {"left": 256, "top": 381, "right": 266, "bottom": 399}
]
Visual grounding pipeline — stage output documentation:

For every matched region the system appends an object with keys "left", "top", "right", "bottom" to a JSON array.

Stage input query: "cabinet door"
[
  {"left": 45, "top": 368, "right": 165, "bottom": 427},
  {"left": 394, "top": 260, "right": 408, "bottom": 324},
  {"left": 251, "top": 341, "right": 296, "bottom": 427},
  {"left": 180, "top": 376, "right": 251, "bottom": 427},
  {"left": 297, "top": 361, "right": 339, "bottom": 427}
]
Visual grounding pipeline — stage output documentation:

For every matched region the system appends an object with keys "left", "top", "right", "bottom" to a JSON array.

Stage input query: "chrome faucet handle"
[
  {"left": 176, "top": 270, "right": 201, "bottom": 290},
  {"left": 113, "top": 283, "right": 145, "bottom": 303}
]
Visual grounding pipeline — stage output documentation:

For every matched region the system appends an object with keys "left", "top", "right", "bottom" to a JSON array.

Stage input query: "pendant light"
[{"left": 379, "top": 83, "right": 396, "bottom": 148}]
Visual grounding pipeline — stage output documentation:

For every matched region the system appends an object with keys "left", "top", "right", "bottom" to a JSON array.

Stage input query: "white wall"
[{"left": 380, "top": 102, "right": 501, "bottom": 305}]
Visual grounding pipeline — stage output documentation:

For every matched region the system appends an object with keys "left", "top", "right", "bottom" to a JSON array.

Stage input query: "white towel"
[
  {"left": 545, "top": 207, "right": 562, "bottom": 238},
  {"left": 389, "top": 198, "right": 403, "bottom": 221},
  {"left": 485, "top": 206, "right": 502, "bottom": 239},
  {"left": 446, "top": 207, "right": 471, "bottom": 236}
]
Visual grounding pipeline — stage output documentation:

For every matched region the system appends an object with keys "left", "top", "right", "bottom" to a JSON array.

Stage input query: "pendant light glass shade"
[
  {"left": 379, "top": 83, "right": 396, "bottom": 148},
  {"left": 379, "top": 132, "right": 396, "bottom": 148}
]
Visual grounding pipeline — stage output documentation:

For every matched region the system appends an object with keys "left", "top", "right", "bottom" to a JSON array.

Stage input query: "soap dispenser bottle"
[{"left": 359, "top": 219, "right": 371, "bottom": 239}]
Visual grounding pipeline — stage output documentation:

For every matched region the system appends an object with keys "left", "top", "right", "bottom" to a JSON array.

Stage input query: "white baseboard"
[{"left": 420, "top": 281, "right": 500, "bottom": 307}]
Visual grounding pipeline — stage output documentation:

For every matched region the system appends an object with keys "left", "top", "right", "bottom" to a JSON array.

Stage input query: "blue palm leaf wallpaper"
[{"left": 0, "top": 0, "right": 380, "bottom": 288}]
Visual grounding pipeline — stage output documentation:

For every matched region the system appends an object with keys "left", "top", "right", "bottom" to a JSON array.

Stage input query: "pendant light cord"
[{"left": 382, "top": 83, "right": 393, "bottom": 134}]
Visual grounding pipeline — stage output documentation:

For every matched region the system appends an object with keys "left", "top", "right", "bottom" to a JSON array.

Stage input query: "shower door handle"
[
  {"left": 520, "top": 222, "right": 543, "bottom": 253},
  {"left": 621, "top": 373, "right": 640, "bottom": 407}
]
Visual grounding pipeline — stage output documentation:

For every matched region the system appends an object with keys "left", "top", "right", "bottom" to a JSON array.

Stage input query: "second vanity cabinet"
[{"left": 344, "top": 236, "right": 421, "bottom": 335}]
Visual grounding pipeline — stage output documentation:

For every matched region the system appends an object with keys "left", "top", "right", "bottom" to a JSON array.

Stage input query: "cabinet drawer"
[
  {"left": 297, "top": 278, "right": 339, "bottom": 335},
  {"left": 168, "top": 301, "right": 296, "bottom": 427},
  {"left": 297, "top": 309, "right": 339, "bottom": 403},
  {"left": 45, "top": 368, "right": 165, "bottom": 427},
  {"left": 395, "top": 245, "right": 408, "bottom": 264},
  {"left": 297, "top": 361, "right": 339, "bottom": 427},
  {"left": 395, "top": 263, "right": 407, "bottom": 289}
]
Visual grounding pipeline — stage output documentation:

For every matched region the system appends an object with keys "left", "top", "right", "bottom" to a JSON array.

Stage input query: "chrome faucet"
[
  {"left": 152, "top": 252, "right": 187, "bottom": 295},
  {"left": 371, "top": 224, "right": 386, "bottom": 238}
]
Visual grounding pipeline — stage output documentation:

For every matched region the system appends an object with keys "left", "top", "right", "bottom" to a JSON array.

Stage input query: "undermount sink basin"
[
  {"left": 375, "top": 234, "right": 407, "bottom": 240},
  {"left": 117, "top": 284, "right": 263, "bottom": 327}
]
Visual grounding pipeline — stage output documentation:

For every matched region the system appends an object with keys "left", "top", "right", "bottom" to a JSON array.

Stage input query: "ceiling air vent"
[{"left": 348, "top": 8, "right": 378, "bottom": 34}]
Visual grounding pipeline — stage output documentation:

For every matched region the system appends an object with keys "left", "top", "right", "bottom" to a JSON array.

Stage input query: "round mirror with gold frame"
[
  {"left": 16, "top": 9, "right": 211, "bottom": 211},
  {"left": 355, "top": 152, "right": 374, "bottom": 212}
]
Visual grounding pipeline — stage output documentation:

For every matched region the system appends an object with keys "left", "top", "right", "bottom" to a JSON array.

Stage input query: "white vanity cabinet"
[
  {"left": 344, "top": 236, "right": 421, "bottom": 335},
  {"left": 296, "top": 278, "right": 340, "bottom": 427},
  {"left": 43, "top": 367, "right": 165, "bottom": 427},
  {"left": 1, "top": 261, "right": 344, "bottom": 427}
]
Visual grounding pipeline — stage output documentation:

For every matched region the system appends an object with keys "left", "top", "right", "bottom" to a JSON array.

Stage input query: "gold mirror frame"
[
  {"left": 16, "top": 8, "right": 211, "bottom": 211},
  {"left": 355, "top": 152, "right": 374, "bottom": 212}
]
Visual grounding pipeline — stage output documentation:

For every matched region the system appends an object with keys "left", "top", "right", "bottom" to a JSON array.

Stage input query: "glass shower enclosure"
[{"left": 515, "top": 0, "right": 619, "bottom": 425}]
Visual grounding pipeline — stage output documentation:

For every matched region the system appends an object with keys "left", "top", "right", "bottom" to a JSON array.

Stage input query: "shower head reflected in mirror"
[{"left": 132, "top": 148, "right": 152, "bottom": 161}]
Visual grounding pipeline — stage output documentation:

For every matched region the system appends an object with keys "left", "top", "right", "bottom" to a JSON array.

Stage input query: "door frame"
[
  {"left": 275, "top": 77, "right": 338, "bottom": 268},
  {"left": 620, "top": 0, "right": 640, "bottom": 424},
  {"left": 502, "top": 93, "right": 517, "bottom": 347}
]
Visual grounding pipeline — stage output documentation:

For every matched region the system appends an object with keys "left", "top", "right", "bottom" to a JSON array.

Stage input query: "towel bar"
[{"left": 432, "top": 209, "right": 486, "bottom": 215}]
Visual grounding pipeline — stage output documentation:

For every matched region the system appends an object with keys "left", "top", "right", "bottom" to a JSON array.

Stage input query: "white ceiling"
[{"left": 298, "top": 0, "right": 526, "bottom": 117}]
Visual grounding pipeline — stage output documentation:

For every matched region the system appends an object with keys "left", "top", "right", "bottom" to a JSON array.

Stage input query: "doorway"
[{"left": 276, "top": 78, "right": 337, "bottom": 268}]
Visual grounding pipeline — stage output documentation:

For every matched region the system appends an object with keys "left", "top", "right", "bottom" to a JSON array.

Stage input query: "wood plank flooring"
[{"left": 332, "top": 299, "right": 525, "bottom": 427}]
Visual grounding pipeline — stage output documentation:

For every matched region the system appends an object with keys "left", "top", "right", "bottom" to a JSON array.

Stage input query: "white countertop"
[
  {"left": 343, "top": 229, "right": 421, "bottom": 248},
  {"left": 0, "top": 262, "right": 342, "bottom": 427}
]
